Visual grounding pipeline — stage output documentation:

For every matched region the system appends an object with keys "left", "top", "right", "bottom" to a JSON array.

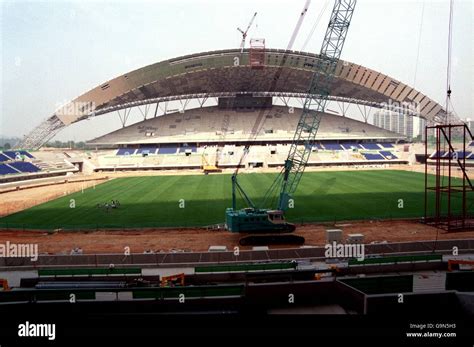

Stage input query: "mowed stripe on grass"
[{"left": 0, "top": 170, "right": 468, "bottom": 229}]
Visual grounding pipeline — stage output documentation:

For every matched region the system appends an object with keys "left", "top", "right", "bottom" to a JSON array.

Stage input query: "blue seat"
[
  {"left": 116, "top": 148, "right": 135, "bottom": 155},
  {"left": 361, "top": 143, "right": 381, "bottom": 150},
  {"left": 179, "top": 146, "right": 197, "bottom": 153},
  {"left": 2, "top": 150, "right": 35, "bottom": 159},
  {"left": 430, "top": 151, "right": 471, "bottom": 159},
  {"left": 20, "top": 150, "right": 34, "bottom": 158},
  {"left": 447, "top": 151, "right": 471, "bottom": 159},
  {"left": 136, "top": 147, "right": 157, "bottom": 155},
  {"left": 2, "top": 151, "right": 21, "bottom": 160},
  {"left": 9, "top": 161, "right": 41, "bottom": 173},
  {"left": 323, "top": 143, "right": 343, "bottom": 151},
  {"left": 430, "top": 150, "right": 447, "bottom": 159},
  {"left": 341, "top": 143, "right": 361, "bottom": 150},
  {"left": 158, "top": 146, "right": 178, "bottom": 154},
  {"left": 0, "top": 164, "right": 19, "bottom": 175},
  {"left": 379, "top": 151, "right": 398, "bottom": 160},
  {"left": 305, "top": 143, "right": 322, "bottom": 150},
  {"left": 312, "top": 143, "right": 323, "bottom": 150},
  {"left": 362, "top": 153, "right": 385, "bottom": 161},
  {"left": 0, "top": 153, "right": 10, "bottom": 162},
  {"left": 379, "top": 143, "right": 394, "bottom": 148}
]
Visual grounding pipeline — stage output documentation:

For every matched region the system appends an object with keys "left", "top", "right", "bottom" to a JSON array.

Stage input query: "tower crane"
[
  {"left": 237, "top": 12, "right": 257, "bottom": 53},
  {"left": 202, "top": 3, "right": 310, "bottom": 174},
  {"left": 229, "top": 0, "right": 311, "bottom": 175},
  {"left": 225, "top": 0, "right": 357, "bottom": 246}
]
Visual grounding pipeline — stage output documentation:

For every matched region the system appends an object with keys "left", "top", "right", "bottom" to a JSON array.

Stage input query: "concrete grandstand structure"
[
  {"left": 19, "top": 48, "right": 449, "bottom": 150},
  {"left": 87, "top": 105, "right": 409, "bottom": 171},
  {"left": 0, "top": 149, "right": 78, "bottom": 183},
  {"left": 89, "top": 106, "right": 402, "bottom": 146}
]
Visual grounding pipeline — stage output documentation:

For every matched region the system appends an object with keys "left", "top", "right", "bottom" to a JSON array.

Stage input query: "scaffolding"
[
  {"left": 249, "top": 38, "right": 265, "bottom": 69},
  {"left": 424, "top": 124, "right": 474, "bottom": 231},
  {"left": 16, "top": 115, "right": 65, "bottom": 150}
]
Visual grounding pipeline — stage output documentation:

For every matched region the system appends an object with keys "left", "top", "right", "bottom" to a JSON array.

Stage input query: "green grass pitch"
[{"left": 0, "top": 170, "right": 469, "bottom": 230}]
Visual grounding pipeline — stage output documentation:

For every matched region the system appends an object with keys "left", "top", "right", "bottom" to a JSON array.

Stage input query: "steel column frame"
[
  {"left": 356, "top": 104, "right": 372, "bottom": 123},
  {"left": 337, "top": 101, "right": 350, "bottom": 117},
  {"left": 277, "top": 95, "right": 290, "bottom": 106},
  {"left": 88, "top": 92, "right": 422, "bottom": 119},
  {"left": 16, "top": 115, "right": 64, "bottom": 150},
  {"left": 153, "top": 103, "right": 159, "bottom": 118},
  {"left": 198, "top": 96, "right": 208, "bottom": 107},
  {"left": 424, "top": 123, "right": 474, "bottom": 231},
  {"left": 18, "top": 86, "right": 442, "bottom": 150},
  {"left": 179, "top": 99, "right": 190, "bottom": 113},
  {"left": 116, "top": 108, "right": 132, "bottom": 128},
  {"left": 17, "top": 88, "right": 422, "bottom": 150},
  {"left": 137, "top": 104, "right": 150, "bottom": 120}
]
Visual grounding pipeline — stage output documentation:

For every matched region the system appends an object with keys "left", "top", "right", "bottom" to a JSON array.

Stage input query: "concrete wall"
[{"left": 0, "top": 239, "right": 473, "bottom": 269}]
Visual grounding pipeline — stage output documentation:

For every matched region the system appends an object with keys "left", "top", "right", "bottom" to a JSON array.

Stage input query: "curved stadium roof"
[{"left": 19, "top": 48, "right": 447, "bottom": 149}]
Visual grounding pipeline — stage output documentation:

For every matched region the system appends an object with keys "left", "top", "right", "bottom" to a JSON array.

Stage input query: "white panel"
[
  {"left": 377, "top": 78, "right": 391, "bottom": 94},
  {"left": 346, "top": 65, "right": 359, "bottom": 81},
  {"left": 420, "top": 99, "right": 435, "bottom": 113},
  {"left": 353, "top": 68, "right": 367, "bottom": 84},
  {"left": 414, "top": 92, "right": 425, "bottom": 103},
  {"left": 384, "top": 84, "right": 397, "bottom": 97},
  {"left": 420, "top": 98, "right": 433, "bottom": 112},
  {"left": 426, "top": 104, "right": 442, "bottom": 119},
  {"left": 406, "top": 88, "right": 419, "bottom": 101},
  {"left": 398, "top": 86, "right": 413, "bottom": 101},
  {"left": 340, "top": 64, "right": 352, "bottom": 78},
  {"left": 370, "top": 74, "right": 385, "bottom": 90},
  {"left": 391, "top": 83, "right": 407, "bottom": 100},
  {"left": 335, "top": 61, "right": 345, "bottom": 76},
  {"left": 363, "top": 70, "right": 378, "bottom": 87}
]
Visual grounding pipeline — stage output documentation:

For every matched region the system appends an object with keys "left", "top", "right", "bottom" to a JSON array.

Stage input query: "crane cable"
[
  {"left": 301, "top": 0, "right": 330, "bottom": 52},
  {"left": 435, "top": 0, "right": 455, "bottom": 252},
  {"left": 446, "top": 0, "right": 454, "bottom": 124},
  {"left": 413, "top": 0, "right": 425, "bottom": 88},
  {"left": 233, "top": 0, "right": 312, "bottom": 178},
  {"left": 441, "top": 0, "right": 455, "bottom": 182}
]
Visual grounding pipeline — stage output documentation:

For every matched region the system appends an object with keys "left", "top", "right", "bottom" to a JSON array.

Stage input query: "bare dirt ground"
[
  {"left": 0, "top": 220, "right": 473, "bottom": 254},
  {"left": 0, "top": 175, "right": 109, "bottom": 217}
]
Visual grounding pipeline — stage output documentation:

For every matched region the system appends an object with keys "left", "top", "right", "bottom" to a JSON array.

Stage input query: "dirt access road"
[{"left": 0, "top": 220, "right": 472, "bottom": 254}]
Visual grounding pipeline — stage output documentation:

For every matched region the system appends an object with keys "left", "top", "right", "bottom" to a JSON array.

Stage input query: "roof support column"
[
  {"left": 356, "top": 104, "right": 372, "bottom": 123},
  {"left": 116, "top": 108, "right": 132, "bottom": 128},
  {"left": 153, "top": 102, "right": 159, "bottom": 118},
  {"left": 337, "top": 101, "right": 350, "bottom": 117}
]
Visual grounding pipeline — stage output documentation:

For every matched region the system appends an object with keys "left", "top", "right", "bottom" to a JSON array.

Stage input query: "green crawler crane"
[{"left": 225, "top": 0, "right": 357, "bottom": 246}]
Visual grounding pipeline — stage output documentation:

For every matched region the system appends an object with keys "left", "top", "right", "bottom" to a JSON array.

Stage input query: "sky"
[{"left": 1, "top": 0, "right": 473, "bottom": 141}]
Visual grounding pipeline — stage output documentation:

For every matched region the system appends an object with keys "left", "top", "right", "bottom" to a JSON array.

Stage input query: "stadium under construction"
[{"left": 0, "top": 0, "right": 473, "bottom": 341}]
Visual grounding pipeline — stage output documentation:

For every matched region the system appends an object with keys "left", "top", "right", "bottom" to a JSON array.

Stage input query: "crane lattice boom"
[
  {"left": 238, "top": 12, "right": 257, "bottom": 52},
  {"left": 275, "top": 0, "right": 356, "bottom": 210},
  {"left": 226, "top": 0, "right": 357, "bottom": 245}
]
